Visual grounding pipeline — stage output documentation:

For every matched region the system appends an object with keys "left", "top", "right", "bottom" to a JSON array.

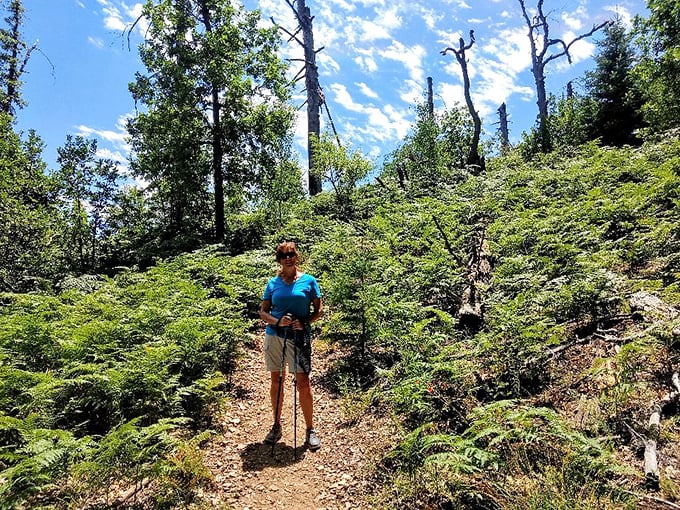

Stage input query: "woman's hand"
[{"left": 279, "top": 314, "right": 303, "bottom": 330}]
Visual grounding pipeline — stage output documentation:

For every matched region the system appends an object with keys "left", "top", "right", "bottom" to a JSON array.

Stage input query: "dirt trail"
[{"left": 200, "top": 335, "right": 394, "bottom": 510}]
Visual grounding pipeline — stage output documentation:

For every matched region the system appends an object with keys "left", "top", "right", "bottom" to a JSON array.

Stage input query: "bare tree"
[
  {"left": 273, "top": 0, "right": 324, "bottom": 195},
  {"left": 498, "top": 102, "right": 510, "bottom": 150},
  {"left": 426, "top": 76, "right": 434, "bottom": 118},
  {"left": 518, "top": 0, "right": 609, "bottom": 152},
  {"left": 441, "top": 30, "right": 485, "bottom": 173}
]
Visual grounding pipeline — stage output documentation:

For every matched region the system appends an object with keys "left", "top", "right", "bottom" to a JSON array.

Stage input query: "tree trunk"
[
  {"left": 427, "top": 76, "right": 434, "bottom": 118},
  {"left": 1, "top": 0, "right": 27, "bottom": 116},
  {"left": 298, "top": 0, "right": 322, "bottom": 196},
  {"left": 518, "top": 0, "right": 609, "bottom": 154},
  {"left": 441, "top": 33, "right": 484, "bottom": 173},
  {"left": 199, "top": 1, "right": 225, "bottom": 242},
  {"left": 498, "top": 102, "right": 509, "bottom": 149},
  {"left": 458, "top": 227, "right": 492, "bottom": 329},
  {"left": 534, "top": 63, "right": 551, "bottom": 152}
]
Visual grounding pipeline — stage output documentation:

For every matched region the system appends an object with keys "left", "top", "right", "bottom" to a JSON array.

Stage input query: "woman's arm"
[
  {"left": 308, "top": 297, "right": 323, "bottom": 324},
  {"left": 259, "top": 299, "right": 294, "bottom": 328},
  {"left": 259, "top": 300, "right": 278, "bottom": 326}
]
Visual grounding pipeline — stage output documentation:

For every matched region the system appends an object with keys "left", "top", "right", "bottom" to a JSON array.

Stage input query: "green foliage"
[
  {"left": 310, "top": 133, "right": 372, "bottom": 221},
  {"left": 382, "top": 102, "right": 473, "bottom": 193},
  {"left": 0, "top": 415, "right": 96, "bottom": 509},
  {"left": 584, "top": 19, "right": 645, "bottom": 146},
  {"left": 0, "top": 246, "right": 268, "bottom": 506},
  {"left": 128, "top": 0, "right": 294, "bottom": 244},
  {"left": 0, "top": 112, "right": 62, "bottom": 292},
  {"left": 55, "top": 135, "right": 121, "bottom": 273},
  {"left": 70, "top": 418, "right": 188, "bottom": 504},
  {"left": 0, "top": 0, "right": 30, "bottom": 116},
  {"left": 380, "top": 402, "right": 629, "bottom": 509},
  {"left": 363, "top": 137, "right": 680, "bottom": 507},
  {"left": 633, "top": 0, "right": 680, "bottom": 132}
]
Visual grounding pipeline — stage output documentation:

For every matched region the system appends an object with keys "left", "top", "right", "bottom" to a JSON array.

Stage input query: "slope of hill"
[{"left": 2, "top": 137, "right": 680, "bottom": 509}]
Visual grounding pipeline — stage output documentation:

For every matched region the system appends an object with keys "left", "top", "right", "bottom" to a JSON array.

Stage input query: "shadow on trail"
[
  {"left": 240, "top": 442, "right": 308, "bottom": 470},
  {"left": 230, "top": 384, "right": 255, "bottom": 401}
]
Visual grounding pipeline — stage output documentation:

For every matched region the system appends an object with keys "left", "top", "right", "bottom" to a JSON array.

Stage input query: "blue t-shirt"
[{"left": 263, "top": 273, "right": 321, "bottom": 336}]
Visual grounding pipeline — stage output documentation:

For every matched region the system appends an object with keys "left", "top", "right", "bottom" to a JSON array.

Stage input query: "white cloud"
[
  {"left": 354, "top": 54, "right": 378, "bottom": 73},
  {"left": 357, "top": 82, "right": 379, "bottom": 99},
  {"left": 554, "top": 30, "right": 596, "bottom": 70},
  {"left": 76, "top": 124, "right": 127, "bottom": 146},
  {"left": 378, "top": 40, "right": 426, "bottom": 83},
  {"left": 329, "top": 83, "right": 364, "bottom": 112},
  {"left": 88, "top": 36, "right": 104, "bottom": 49},
  {"left": 562, "top": 13, "right": 584, "bottom": 31},
  {"left": 318, "top": 53, "right": 341, "bottom": 75},
  {"left": 482, "top": 27, "right": 532, "bottom": 76},
  {"left": 95, "top": 147, "right": 128, "bottom": 165},
  {"left": 398, "top": 79, "right": 423, "bottom": 105},
  {"left": 327, "top": 83, "right": 410, "bottom": 144},
  {"left": 604, "top": 5, "right": 634, "bottom": 27},
  {"left": 347, "top": 16, "right": 391, "bottom": 42}
]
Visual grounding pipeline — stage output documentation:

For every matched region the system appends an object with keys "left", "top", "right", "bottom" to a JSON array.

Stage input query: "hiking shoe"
[
  {"left": 306, "top": 428, "right": 321, "bottom": 451},
  {"left": 263, "top": 423, "right": 282, "bottom": 445}
]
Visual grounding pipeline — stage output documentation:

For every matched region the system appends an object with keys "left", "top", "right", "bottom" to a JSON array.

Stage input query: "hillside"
[{"left": 2, "top": 137, "right": 680, "bottom": 509}]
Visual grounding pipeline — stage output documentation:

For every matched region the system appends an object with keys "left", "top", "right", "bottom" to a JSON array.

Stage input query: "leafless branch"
[{"left": 271, "top": 17, "right": 304, "bottom": 46}]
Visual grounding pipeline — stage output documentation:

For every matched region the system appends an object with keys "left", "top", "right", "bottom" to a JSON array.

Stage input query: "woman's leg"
[{"left": 296, "top": 372, "right": 313, "bottom": 429}]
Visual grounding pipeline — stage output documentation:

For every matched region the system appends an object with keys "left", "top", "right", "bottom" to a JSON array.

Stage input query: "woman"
[{"left": 259, "top": 241, "right": 323, "bottom": 450}]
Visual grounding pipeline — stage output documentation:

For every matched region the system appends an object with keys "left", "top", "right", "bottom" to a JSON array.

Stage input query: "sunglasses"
[{"left": 278, "top": 252, "right": 297, "bottom": 259}]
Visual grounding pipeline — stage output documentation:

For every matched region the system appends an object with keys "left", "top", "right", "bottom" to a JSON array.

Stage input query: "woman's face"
[{"left": 278, "top": 250, "right": 298, "bottom": 267}]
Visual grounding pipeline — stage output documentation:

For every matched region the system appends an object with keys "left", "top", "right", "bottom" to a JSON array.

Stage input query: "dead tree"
[
  {"left": 518, "top": 0, "right": 609, "bottom": 153},
  {"left": 498, "top": 102, "right": 510, "bottom": 150},
  {"left": 457, "top": 226, "right": 492, "bottom": 329},
  {"left": 441, "top": 30, "right": 485, "bottom": 173},
  {"left": 426, "top": 76, "right": 434, "bottom": 118},
  {"left": 273, "top": 0, "right": 323, "bottom": 195}
]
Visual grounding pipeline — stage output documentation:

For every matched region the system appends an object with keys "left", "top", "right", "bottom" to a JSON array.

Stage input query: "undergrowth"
[{"left": 2, "top": 138, "right": 680, "bottom": 507}]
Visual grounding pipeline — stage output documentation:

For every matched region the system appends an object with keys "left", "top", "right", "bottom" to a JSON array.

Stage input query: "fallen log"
[{"left": 458, "top": 227, "right": 491, "bottom": 329}]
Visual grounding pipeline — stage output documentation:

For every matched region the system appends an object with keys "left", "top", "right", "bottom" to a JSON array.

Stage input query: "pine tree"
[
  {"left": 586, "top": 18, "right": 644, "bottom": 146},
  {"left": 633, "top": 0, "right": 680, "bottom": 131}
]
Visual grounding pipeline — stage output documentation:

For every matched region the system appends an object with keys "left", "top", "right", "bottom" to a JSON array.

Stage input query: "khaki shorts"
[{"left": 264, "top": 333, "right": 306, "bottom": 373}]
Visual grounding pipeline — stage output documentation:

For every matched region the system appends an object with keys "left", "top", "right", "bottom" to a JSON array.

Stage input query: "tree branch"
[
  {"left": 271, "top": 17, "right": 304, "bottom": 46},
  {"left": 543, "top": 20, "right": 611, "bottom": 66}
]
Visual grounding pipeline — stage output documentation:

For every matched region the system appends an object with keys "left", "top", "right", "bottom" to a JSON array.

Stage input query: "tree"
[
  {"left": 56, "top": 136, "right": 120, "bottom": 273},
  {"left": 128, "top": 0, "right": 293, "bottom": 244},
  {"left": 441, "top": 30, "right": 485, "bottom": 172},
  {"left": 0, "top": 0, "right": 36, "bottom": 116},
  {"left": 518, "top": 0, "right": 609, "bottom": 152},
  {"left": 632, "top": 0, "right": 680, "bottom": 131},
  {"left": 311, "top": 133, "right": 370, "bottom": 220},
  {"left": 383, "top": 102, "right": 474, "bottom": 193},
  {"left": 275, "top": 0, "right": 323, "bottom": 196},
  {"left": 585, "top": 18, "right": 644, "bottom": 146},
  {"left": 0, "top": 112, "right": 59, "bottom": 290}
]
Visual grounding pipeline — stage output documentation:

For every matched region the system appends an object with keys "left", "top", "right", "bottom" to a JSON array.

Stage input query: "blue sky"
[{"left": 16, "top": 0, "right": 648, "bottom": 176}]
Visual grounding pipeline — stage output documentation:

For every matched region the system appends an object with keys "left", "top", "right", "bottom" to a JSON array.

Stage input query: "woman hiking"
[{"left": 258, "top": 241, "right": 323, "bottom": 450}]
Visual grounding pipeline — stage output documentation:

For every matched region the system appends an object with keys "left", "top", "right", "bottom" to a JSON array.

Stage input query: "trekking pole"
[
  {"left": 293, "top": 328, "right": 298, "bottom": 460},
  {"left": 272, "top": 331, "right": 288, "bottom": 455}
]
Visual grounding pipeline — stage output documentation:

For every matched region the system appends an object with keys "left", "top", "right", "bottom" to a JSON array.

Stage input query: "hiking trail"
[{"left": 200, "top": 333, "right": 395, "bottom": 509}]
